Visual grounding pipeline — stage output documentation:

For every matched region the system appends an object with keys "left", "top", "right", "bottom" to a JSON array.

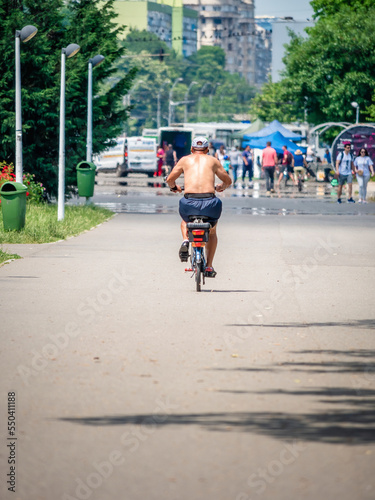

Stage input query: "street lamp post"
[
  {"left": 351, "top": 101, "right": 359, "bottom": 124},
  {"left": 168, "top": 77, "right": 183, "bottom": 126},
  {"left": 209, "top": 83, "right": 221, "bottom": 109},
  {"left": 57, "top": 43, "right": 80, "bottom": 222},
  {"left": 184, "top": 81, "right": 198, "bottom": 123},
  {"left": 86, "top": 55, "right": 105, "bottom": 162},
  {"left": 198, "top": 82, "right": 209, "bottom": 121},
  {"left": 15, "top": 25, "right": 38, "bottom": 183},
  {"left": 157, "top": 79, "right": 170, "bottom": 129}
]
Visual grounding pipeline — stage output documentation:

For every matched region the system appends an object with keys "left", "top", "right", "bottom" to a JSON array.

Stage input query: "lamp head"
[
  {"left": 63, "top": 43, "right": 80, "bottom": 58},
  {"left": 17, "top": 25, "right": 38, "bottom": 43},
  {"left": 351, "top": 101, "right": 359, "bottom": 108},
  {"left": 90, "top": 55, "right": 105, "bottom": 68}
]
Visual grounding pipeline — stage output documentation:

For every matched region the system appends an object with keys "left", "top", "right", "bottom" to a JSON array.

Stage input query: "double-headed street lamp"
[
  {"left": 15, "top": 25, "right": 38, "bottom": 183},
  {"left": 86, "top": 55, "right": 105, "bottom": 162},
  {"left": 157, "top": 79, "right": 170, "bottom": 129},
  {"left": 209, "top": 82, "right": 221, "bottom": 109},
  {"left": 57, "top": 43, "right": 80, "bottom": 222},
  {"left": 168, "top": 77, "right": 183, "bottom": 126},
  {"left": 351, "top": 101, "right": 359, "bottom": 124},
  {"left": 198, "top": 82, "right": 210, "bottom": 121},
  {"left": 184, "top": 81, "right": 198, "bottom": 123}
]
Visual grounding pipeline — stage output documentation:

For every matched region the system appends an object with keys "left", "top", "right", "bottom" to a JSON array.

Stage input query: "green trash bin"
[
  {"left": 77, "top": 161, "right": 96, "bottom": 198},
  {"left": 0, "top": 181, "right": 27, "bottom": 231}
]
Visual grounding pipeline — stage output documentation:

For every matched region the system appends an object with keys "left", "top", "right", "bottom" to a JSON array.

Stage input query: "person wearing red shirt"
[{"left": 262, "top": 141, "right": 278, "bottom": 194}]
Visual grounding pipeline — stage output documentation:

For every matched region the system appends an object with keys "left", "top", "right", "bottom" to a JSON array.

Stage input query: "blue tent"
[
  {"left": 242, "top": 131, "right": 306, "bottom": 154},
  {"left": 243, "top": 120, "right": 303, "bottom": 141}
]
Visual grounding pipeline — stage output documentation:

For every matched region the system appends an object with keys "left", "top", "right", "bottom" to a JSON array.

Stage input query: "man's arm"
[
  {"left": 335, "top": 156, "right": 340, "bottom": 173},
  {"left": 166, "top": 162, "right": 183, "bottom": 192},
  {"left": 242, "top": 152, "right": 248, "bottom": 166},
  {"left": 215, "top": 162, "right": 232, "bottom": 192}
]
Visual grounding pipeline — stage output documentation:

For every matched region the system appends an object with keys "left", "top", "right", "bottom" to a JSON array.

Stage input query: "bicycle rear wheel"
[{"left": 195, "top": 265, "right": 201, "bottom": 292}]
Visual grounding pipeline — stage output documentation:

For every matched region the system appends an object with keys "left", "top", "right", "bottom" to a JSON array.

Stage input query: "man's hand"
[
  {"left": 215, "top": 184, "right": 225, "bottom": 192},
  {"left": 170, "top": 184, "right": 182, "bottom": 193}
]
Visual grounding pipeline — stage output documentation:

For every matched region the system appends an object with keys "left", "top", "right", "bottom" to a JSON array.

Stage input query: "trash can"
[
  {"left": 77, "top": 161, "right": 96, "bottom": 198},
  {"left": 0, "top": 181, "right": 27, "bottom": 231}
]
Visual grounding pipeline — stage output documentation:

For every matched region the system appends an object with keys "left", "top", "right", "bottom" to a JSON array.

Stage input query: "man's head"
[
  {"left": 191, "top": 136, "right": 209, "bottom": 153},
  {"left": 168, "top": 144, "right": 173, "bottom": 149},
  {"left": 282, "top": 145, "right": 288, "bottom": 151},
  {"left": 245, "top": 145, "right": 250, "bottom": 151},
  {"left": 266, "top": 141, "right": 271, "bottom": 147},
  {"left": 343, "top": 142, "right": 351, "bottom": 152}
]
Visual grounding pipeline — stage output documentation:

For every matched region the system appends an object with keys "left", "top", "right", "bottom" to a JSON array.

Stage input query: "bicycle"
[{"left": 185, "top": 216, "right": 211, "bottom": 292}]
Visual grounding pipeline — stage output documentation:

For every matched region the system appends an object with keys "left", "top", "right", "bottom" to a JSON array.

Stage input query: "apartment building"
[
  {"left": 113, "top": 0, "right": 198, "bottom": 57},
  {"left": 183, "top": 0, "right": 256, "bottom": 85}
]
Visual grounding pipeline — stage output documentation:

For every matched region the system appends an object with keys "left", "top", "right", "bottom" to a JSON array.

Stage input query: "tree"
[
  {"left": 250, "top": 5, "right": 375, "bottom": 126},
  {"left": 0, "top": 0, "right": 136, "bottom": 195},
  {"left": 311, "top": 0, "right": 374, "bottom": 18}
]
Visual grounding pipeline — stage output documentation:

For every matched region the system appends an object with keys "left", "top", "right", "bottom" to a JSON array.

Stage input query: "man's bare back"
[{"left": 167, "top": 150, "right": 231, "bottom": 194}]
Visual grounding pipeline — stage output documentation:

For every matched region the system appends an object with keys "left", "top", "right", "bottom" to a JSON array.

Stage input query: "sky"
[{"left": 255, "top": 0, "right": 314, "bottom": 20}]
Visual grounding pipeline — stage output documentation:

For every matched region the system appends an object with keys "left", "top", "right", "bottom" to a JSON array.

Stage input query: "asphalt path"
[{"left": 1, "top": 173, "right": 374, "bottom": 500}]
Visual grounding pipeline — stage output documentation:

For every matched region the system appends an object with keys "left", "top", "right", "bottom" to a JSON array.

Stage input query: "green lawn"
[
  {"left": 0, "top": 249, "right": 21, "bottom": 266},
  {"left": 0, "top": 204, "right": 114, "bottom": 244}
]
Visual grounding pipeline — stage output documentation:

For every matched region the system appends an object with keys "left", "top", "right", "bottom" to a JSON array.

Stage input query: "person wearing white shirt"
[
  {"left": 354, "top": 147, "right": 374, "bottom": 203},
  {"left": 335, "top": 143, "right": 355, "bottom": 203}
]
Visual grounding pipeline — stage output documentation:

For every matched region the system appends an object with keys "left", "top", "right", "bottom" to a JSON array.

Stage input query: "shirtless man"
[{"left": 166, "top": 136, "right": 232, "bottom": 277}]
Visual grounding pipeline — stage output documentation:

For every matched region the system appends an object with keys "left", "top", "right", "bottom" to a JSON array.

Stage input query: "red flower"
[{"left": 26, "top": 192, "right": 29, "bottom": 196}]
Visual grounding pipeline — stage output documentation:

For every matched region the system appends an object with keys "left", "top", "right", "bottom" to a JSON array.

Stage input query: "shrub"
[{"left": 0, "top": 162, "right": 45, "bottom": 204}]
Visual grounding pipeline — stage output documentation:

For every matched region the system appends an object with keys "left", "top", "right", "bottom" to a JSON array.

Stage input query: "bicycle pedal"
[{"left": 185, "top": 268, "right": 193, "bottom": 272}]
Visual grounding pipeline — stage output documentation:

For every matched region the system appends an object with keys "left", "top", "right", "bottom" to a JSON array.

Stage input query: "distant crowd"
[{"left": 156, "top": 140, "right": 374, "bottom": 203}]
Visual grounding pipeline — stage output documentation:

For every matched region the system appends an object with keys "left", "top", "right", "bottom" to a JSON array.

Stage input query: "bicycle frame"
[{"left": 186, "top": 219, "right": 211, "bottom": 292}]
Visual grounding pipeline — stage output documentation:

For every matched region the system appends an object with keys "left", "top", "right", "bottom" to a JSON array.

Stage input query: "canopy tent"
[
  {"left": 244, "top": 119, "right": 302, "bottom": 141},
  {"left": 242, "top": 131, "right": 306, "bottom": 154},
  {"left": 231, "top": 118, "right": 265, "bottom": 140}
]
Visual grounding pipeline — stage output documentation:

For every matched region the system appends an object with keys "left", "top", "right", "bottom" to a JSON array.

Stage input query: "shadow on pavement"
[{"left": 58, "top": 347, "right": 375, "bottom": 445}]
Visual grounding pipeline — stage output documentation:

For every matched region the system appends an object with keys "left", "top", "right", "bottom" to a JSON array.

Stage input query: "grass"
[
  {"left": 0, "top": 249, "right": 21, "bottom": 266},
  {"left": 0, "top": 204, "right": 114, "bottom": 244}
]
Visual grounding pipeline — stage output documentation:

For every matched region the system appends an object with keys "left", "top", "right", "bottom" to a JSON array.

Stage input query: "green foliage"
[
  {"left": 311, "top": 0, "right": 374, "bottom": 18},
  {"left": 120, "top": 34, "right": 256, "bottom": 133},
  {"left": 0, "top": 204, "right": 113, "bottom": 244},
  {"left": 0, "top": 162, "right": 45, "bottom": 203},
  {"left": 0, "top": 249, "right": 21, "bottom": 266},
  {"left": 0, "top": 0, "right": 135, "bottom": 196},
  {"left": 251, "top": 5, "right": 375, "bottom": 127}
]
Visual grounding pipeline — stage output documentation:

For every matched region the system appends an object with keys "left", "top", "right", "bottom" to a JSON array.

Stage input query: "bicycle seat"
[{"left": 188, "top": 215, "right": 210, "bottom": 222}]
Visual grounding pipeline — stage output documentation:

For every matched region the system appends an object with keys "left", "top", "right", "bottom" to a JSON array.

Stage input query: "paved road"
[{"left": 1, "top": 175, "right": 374, "bottom": 500}]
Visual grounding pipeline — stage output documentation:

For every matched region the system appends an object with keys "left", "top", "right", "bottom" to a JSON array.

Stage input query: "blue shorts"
[{"left": 179, "top": 195, "right": 222, "bottom": 226}]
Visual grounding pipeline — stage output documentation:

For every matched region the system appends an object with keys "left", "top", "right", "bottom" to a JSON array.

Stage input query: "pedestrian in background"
[
  {"left": 293, "top": 149, "right": 307, "bottom": 181},
  {"left": 277, "top": 145, "right": 296, "bottom": 187},
  {"left": 215, "top": 144, "right": 226, "bottom": 165},
  {"left": 156, "top": 145, "right": 164, "bottom": 177},
  {"left": 323, "top": 148, "right": 332, "bottom": 182},
  {"left": 229, "top": 145, "right": 241, "bottom": 185},
  {"left": 354, "top": 147, "right": 374, "bottom": 203},
  {"left": 208, "top": 142, "right": 216, "bottom": 156},
  {"left": 242, "top": 145, "right": 254, "bottom": 187},
  {"left": 335, "top": 142, "right": 355, "bottom": 203},
  {"left": 164, "top": 144, "right": 177, "bottom": 176},
  {"left": 261, "top": 141, "right": 278, "bottom": 194}
]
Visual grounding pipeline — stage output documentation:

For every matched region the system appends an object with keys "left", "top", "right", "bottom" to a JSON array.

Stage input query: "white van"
[
  {"left": 120, "top": 136, "right": 157, "bottom": 177},
  {"left": 93, "top": 136, "right": 125, "bottom": 174}
]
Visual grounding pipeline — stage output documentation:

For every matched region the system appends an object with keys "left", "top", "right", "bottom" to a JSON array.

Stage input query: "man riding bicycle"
[{"left": 166, "top": 136, "right": 232, "bottom": 278}]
